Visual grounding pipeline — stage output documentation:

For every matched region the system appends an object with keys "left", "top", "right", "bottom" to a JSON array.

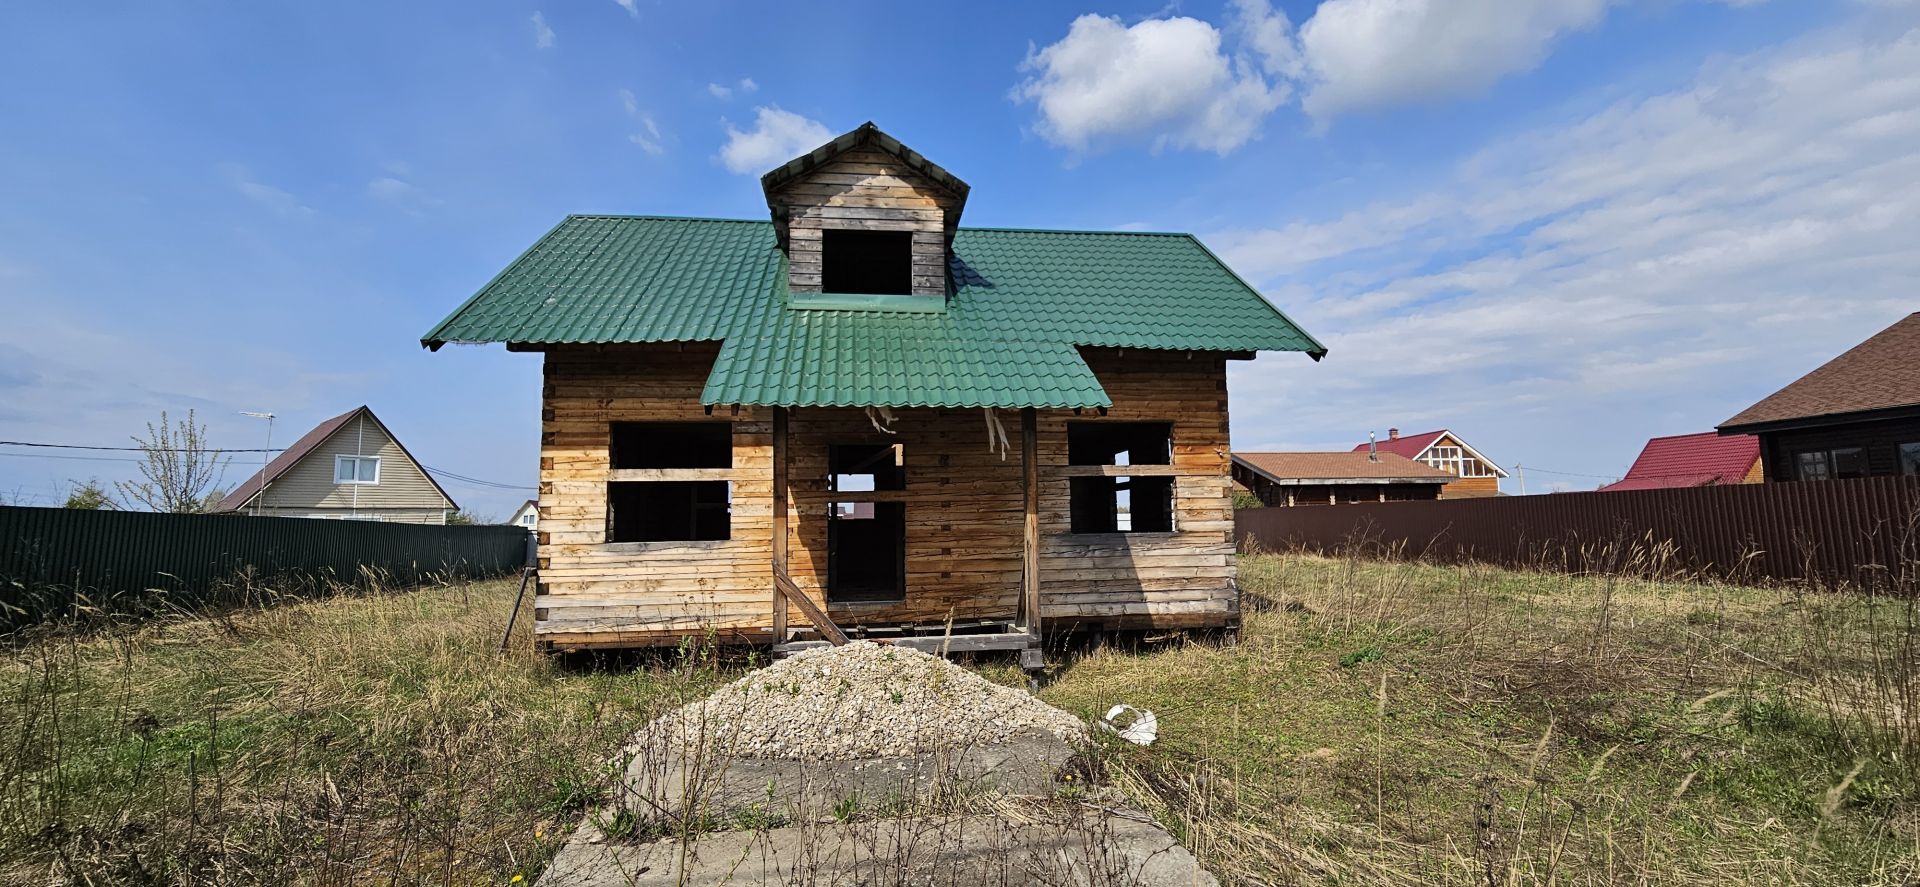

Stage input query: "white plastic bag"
[{"left": 1101, "top": 704, "right": 1159, "bottom": 746}]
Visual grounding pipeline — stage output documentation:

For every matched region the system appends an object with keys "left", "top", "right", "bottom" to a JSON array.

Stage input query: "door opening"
[{"left": 827, "top": 500, "right": 906, "bottom": 603}]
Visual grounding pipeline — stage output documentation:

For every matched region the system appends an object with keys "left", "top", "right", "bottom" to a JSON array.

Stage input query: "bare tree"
[{"left": 114, "top": 410, "right": 229, "bottom": 513}]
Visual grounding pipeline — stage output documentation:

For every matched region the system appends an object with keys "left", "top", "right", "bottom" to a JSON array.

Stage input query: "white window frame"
[{"left": 335, "top": 455, "right": 381, "bottom": 485}]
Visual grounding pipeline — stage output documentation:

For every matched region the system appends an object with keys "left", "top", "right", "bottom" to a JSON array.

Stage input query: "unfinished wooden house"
[{"left": 422, "top": 123, "right": 1324, "bottom": 656}]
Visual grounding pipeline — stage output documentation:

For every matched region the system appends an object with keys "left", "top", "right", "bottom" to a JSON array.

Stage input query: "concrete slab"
[
  {"left": 538, "top": 811, "right": 1219, "bottom": 887},
  {"left": 613, "top": 729, "right": 1077, "bottom": 824}
]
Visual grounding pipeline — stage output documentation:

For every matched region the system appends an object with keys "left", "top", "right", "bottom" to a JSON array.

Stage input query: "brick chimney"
[{"left": 1388, "top": 428, "right": 1400, "bottom": 440}]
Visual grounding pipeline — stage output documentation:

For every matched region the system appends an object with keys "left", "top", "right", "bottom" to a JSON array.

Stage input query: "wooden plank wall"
[
  {"left": 533, "top": 344, "right": 776, "bottom": 647},
  {"left": 531, "top": 344, "right": 1241, "bottom": 648},
  {"left": 1037, "top": 349, "right": 1238, "bottom": 629},
  {"left": 786, "top": 407, "right": 1025, "bottom": 626},
  {"left": 773, "top": 147, "right": 957, "bottom": 298}
]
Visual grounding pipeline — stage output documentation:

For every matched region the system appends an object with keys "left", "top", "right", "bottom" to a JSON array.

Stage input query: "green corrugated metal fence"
[{"left": 0, "top": 506, "right": 530, "bottom": 630}]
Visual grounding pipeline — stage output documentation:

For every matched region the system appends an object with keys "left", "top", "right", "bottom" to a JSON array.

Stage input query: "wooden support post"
[
  {"left": 775, "top": 572, "right": 848, "bottom": 645},
  {"left": 1020, "top": 407, "right": 1041, "bottom": 635},
  {"left": 772, "top": 406, "right": 789, "bottom": 643}
]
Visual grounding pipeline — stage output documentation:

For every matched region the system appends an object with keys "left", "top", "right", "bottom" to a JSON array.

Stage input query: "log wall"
[
  {"left": 533, "top": 344, "right": 777, "bottom": 647},
  {"left": 1039, "top": 349, "right": 1238, "bottom": 629},
  {"left": 531, "top": 344, "right": 1239, "bottom": 649}
]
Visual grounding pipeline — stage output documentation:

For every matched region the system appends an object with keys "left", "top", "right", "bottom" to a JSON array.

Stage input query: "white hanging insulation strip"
[
  {"left": 865, "top": 406, "right": 898, "bottom": 435},
  {"left": 983, "top": 408, "right": 1011, "bottom": 460}
]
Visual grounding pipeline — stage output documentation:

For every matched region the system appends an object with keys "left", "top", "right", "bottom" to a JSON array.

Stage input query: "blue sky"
[{"left": 2, "top": 0, "right": 1917, "bottom": 515}]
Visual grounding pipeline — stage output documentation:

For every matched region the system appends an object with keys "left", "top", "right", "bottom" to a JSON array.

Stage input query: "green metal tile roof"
[{"left": 422, "top": 215, "right": 1324, "bottom": 409}]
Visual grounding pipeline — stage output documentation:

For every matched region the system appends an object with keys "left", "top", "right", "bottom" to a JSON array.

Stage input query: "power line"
[
  {"left": 420, "top": 464, "right": 536, "bottom": 491},
  {"left": 0, "top": 451, "right": 145, "bottom": 464},
  {"left": 0, "top": 440, "right": 285, "bottom": 453}
]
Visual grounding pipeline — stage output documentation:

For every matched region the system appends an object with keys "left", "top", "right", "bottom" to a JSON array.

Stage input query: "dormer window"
[
  {"left": 822, "top": 230, "right": 913, "bottom": 295},
  {"left": 760, "top": 122, "right": 969, "bottom": 300}
]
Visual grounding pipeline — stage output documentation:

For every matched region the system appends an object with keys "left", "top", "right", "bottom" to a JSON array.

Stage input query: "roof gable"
[
  {"left": 1600, "top": 432, "right": 1760, "bottom": 491},
  {"left": 1720, "top": 312, "right": 1920, "bottom": 431},
  {"left": 1350, "top": 429, "right": 1508, "bottom": 478},
  {"left": 422, "top": 217, "right": 1326, "bottom": 409},
  {"left": 760, "top": 122, "right": 969, "bottom": 218}
]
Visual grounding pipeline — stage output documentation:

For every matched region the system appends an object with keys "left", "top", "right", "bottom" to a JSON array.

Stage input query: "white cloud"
[
  {"left": 1015, "top": 0, "right": 1786, "bottom": 147},
  {"left": 1014, "top": 12, "right": 1288, "bottom": 154},
  {"left": 366, "top": 175, "right": 441, "bottom": 211},
  {"left": 617, "top": 89, "right": 668, "bottom": 156},
  {"left": 1296, "top": 0, "right": 1611, "bottom": 119},
  {"left": 630, "top": 117, "right": 666, "bottom": 155},
  {"left": 707, "top": 77, "right": 759, "bottom": 101},
  {"left": 1217, "top": 26, "right": 1920, "bottom": 479},
  {"left": 717, "top": 106, "right": 833, "bottom": 174},
  {"left": 530, "top": 11, "right": 555, "bottom": 49},
  {"left": 613, "top": 0, "right": 638, "bottom": 19},
  {"left": 223, "top": 165, "right": 311, "bottom": 217}
]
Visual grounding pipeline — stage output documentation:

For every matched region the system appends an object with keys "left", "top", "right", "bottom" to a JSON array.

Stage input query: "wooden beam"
[
  {"left": 775, "top": 571, "right": 849, "bottom": 646},
  {"left": 1021, "top": 407, "right": 1041, "bottom": 634},
  {"left": 772, "top": 407, "right": 789, "bottom": 642}
]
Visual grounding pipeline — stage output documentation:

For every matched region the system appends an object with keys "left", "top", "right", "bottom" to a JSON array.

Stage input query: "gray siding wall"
[{"left": 253, "top": 414, "right": 451, "bottom": 519}]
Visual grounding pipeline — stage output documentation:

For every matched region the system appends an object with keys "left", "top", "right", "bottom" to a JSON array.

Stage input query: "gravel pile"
[{"left": 653, "top": 641, "right": 1086, "bottom": 761}]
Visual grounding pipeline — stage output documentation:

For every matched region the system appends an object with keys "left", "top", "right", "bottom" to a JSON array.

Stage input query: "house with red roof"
[
  {"left": 1232, "top": 452, "right": 1453, "bottom": 506},
  {"left": 1349, "top": 428, "right": 1506, "bottom": 498},
  {"left": 214, "top": 406, "right": 457, "bottom": 523},
  {"left": 1599, "top": 432, "right": 1762, "bottom": 492}
]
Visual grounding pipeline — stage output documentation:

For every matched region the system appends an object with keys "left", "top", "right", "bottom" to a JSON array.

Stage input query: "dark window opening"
[
  {"left": 608, "top": 481, "right": 730, "bottom": 542},
  {"left": 1798, "top": 447, "right": 1869, "bottom": 482},
  {"left": 828, "top": 501, "right": 905, "bottom": 602},
  {"left": 1796, "top": 451, "right": 1829, "bottom": 482},
  {"left": 821, "top": 229, "right": 913, "bottom": 295},
  {"left": 829, "top": 443, "right": 905, "bottom": 492},
  {"left": 1068, "top": 422, "right": 1175, "bottom": 533},
  {"left": 610, "top": 422, "right": 731, "bottom": 470},
  {"left": 1069, "top": 476, "right": 1173, "bottom": 533},
  {"left": 1831, "top": 447, "right": 1867, "bottom": 479},
  {"left": 1902, "top": 442, "right": 1920, "bottom": 477},
  {"left": 1068, "top": 422, "right": 1172, "bottom": 467}
]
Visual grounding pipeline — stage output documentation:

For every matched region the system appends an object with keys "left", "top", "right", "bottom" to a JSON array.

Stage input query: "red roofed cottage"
[
  {"left": 1600, "top": 432, "right": 1762, "bottom": 492},
  {"left": 1350, "top": 428, "right": 1507, "bottom": 498}
]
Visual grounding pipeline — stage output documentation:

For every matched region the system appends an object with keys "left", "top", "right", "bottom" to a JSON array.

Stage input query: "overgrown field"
[{"left": 4, "top": 554, "right": 1919, "bottom": 884}]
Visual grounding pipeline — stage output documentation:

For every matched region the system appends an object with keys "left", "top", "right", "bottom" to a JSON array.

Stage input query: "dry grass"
[
  {"left": 1039, "top": 553, "right": 1920, "bottom": 885},
  {"left": 6, "top": 554, "right": 1920, "bottom": 884},
  {"left": 0, "top": 578, "right": 732, "bottom": 885}
]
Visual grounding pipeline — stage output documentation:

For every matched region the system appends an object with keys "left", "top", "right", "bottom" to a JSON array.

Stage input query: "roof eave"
[{"left": 1718, "top": 402, "right": 1920, "bottom": 435}]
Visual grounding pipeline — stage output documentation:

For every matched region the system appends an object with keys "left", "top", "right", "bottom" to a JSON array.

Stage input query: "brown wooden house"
[
  {"left": 421, "top": 123, "right": 1324, "bottom": 657},
  {"left": 1350, "top": 428, "right": 1506, "bottom": 498},
  {"left": 1719, "top": 312, "right": 1920, "bottom": 481},
  {"left": 1232, "top": 452, "right": 1452, "bottom": 506}
]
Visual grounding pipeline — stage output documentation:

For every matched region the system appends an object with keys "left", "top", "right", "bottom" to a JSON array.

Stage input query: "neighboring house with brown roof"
[
  {"left": 1349, "top": 428, "right": 1507, "bottom": 498},
  {"left": 508, "top": 499, "right": 539, "bottom": 530},
  {"left": 1232, "top": 452, "right": 1454, "bottom": 506},
  {"left": 1599, "top": 432, "right": 1762, "bottom": 492},
  {"left": 1719, "top": 312, "right": 1920, "bottom": 482},
  {"left": 215, "top": 406, "right": 457, "bottom": 523}
]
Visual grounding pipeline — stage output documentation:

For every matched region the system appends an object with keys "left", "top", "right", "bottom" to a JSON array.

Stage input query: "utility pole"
[
  {"left": 240, "top": 411, "right": 274, "bottom": 516},
  {"left": 1516, "top": 463, "right": 1526, "bottom": 496}
]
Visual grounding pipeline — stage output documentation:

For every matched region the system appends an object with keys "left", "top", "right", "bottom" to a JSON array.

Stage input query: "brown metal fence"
[
  {"left": 0, "top": 506, "right": 531, "bottom": 630},
  {"left": 1234, "top": 476, "right": 1920, "bottom": 589}
]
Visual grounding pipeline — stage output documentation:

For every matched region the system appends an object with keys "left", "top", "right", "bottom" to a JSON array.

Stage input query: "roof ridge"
[{"left": 557, "top": 216, "right": 1209, "bottom": 237}]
